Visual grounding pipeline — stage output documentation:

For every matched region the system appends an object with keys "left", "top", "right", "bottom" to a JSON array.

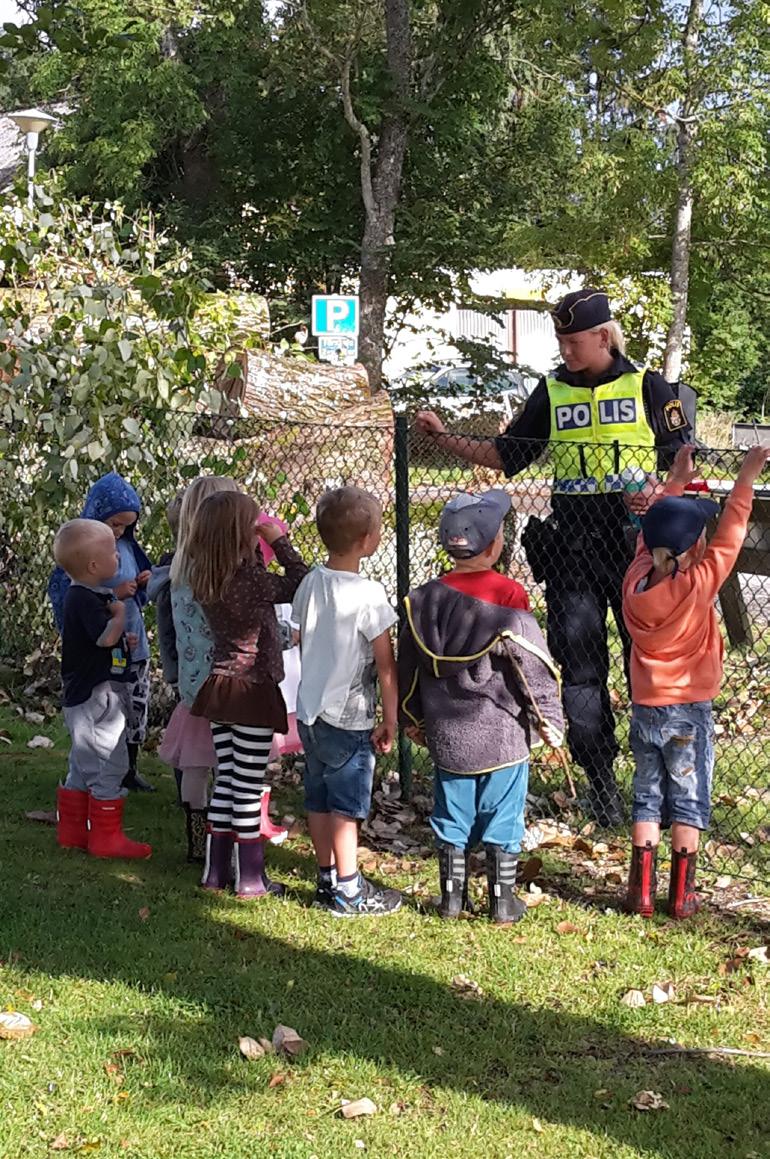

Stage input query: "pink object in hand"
[{"left": 257, "top": 513, "right": 289, "bottom": 565}]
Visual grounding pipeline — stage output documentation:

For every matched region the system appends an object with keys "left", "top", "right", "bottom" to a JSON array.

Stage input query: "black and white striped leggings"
[{"left": 207, "top": 724, "right": 274, "bottom": 838}]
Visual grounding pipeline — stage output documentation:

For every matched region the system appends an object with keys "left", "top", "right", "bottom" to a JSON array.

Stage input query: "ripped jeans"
[{"left": 630, "top": 702, "right": 714, "bottom": 831}]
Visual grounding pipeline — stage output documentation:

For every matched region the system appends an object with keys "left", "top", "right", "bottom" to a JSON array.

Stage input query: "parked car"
[{"left": 387, "top": 362, "right": 538, "bottom": 422}]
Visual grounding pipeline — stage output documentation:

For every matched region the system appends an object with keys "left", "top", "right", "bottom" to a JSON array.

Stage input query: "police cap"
[{"left": 551, "top": 288, "right": 612, "bottom": 335}]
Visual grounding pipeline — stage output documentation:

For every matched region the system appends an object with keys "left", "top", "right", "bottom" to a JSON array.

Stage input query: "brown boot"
[
  {"left": 624, "top": 841, "right": 657, "bottom": 917},
  {"left": 668, "top": 847, "right": 701, "bottom": 919}
]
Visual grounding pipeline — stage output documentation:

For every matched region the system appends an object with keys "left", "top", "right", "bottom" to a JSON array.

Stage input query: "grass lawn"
[{"left": 1, "top": 708, "right": 770, "bottom": 1159}]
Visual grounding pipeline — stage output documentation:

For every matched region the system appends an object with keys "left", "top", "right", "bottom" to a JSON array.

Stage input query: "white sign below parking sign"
[
  {"left": 312, "top": 294, "right": 359, "bottom": 336},
  {"left": 318, "top": 335, "right": 358, "bottom": 366}
]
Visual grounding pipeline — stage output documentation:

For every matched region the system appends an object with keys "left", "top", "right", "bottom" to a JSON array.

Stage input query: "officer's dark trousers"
[{"left": 545, "top": 549, "right": 631, "bottom": 784}]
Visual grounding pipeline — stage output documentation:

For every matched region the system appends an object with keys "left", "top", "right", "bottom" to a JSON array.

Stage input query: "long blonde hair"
[
  {"left": 590, "top": 319, "right": 627, "bottom": 355},
  {"left": 170, "top": 475, "right": 239, "bottom": 586},
  {"left": 186, "top": 490, "right": 261, "bottom": 606}
]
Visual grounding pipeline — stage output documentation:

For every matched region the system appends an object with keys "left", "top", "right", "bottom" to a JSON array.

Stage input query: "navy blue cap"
[
  {"left": 551, "top": 288, "right": 612, "bottom": 335},
  {"left": 642, "top": 496, "right": 720, "bottom": 562},
  {"left": 439, "top": 489, "right": 511, "bottom": 559}
]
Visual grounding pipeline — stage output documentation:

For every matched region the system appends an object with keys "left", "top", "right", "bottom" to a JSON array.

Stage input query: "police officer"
[{"left": 415, "top": 288, "right": 691, "bottom": 825}]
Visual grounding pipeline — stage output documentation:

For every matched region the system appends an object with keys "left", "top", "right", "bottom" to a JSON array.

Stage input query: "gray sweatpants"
[{"left": 63, "top": 682, "right": 129, "bottom": 800}]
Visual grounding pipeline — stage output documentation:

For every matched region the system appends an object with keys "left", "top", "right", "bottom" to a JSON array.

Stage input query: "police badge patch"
[{"left": 663, "top": 399, "right": 686, "bottom": 432}]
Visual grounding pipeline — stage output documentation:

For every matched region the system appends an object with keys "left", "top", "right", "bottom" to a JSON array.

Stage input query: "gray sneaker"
[{"left": 328, "top": 874, "right": 402, "bottom": 918}]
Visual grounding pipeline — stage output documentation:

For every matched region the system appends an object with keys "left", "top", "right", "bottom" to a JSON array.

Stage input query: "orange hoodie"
[{"left": 622, "top": 480, "right": 755, "bottom": 706}]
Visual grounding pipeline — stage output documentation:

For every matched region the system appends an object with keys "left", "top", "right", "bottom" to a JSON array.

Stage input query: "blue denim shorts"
[
  {"left": 298, "top": 719, "right": 375, "bottom": 820},
  {"left": 630, "top": 702, "right": 714, "bottom": 830}
]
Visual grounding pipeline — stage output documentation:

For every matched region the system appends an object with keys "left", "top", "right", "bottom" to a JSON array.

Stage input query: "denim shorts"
[
  {"left": 630, "top": 702, "right": 714, "bottom": 830},
  {"left": 298, "top": 719, "right": 375, "bottom": 820}
]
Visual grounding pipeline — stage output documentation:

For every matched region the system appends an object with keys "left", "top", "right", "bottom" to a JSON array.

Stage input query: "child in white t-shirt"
[{"left": 293, "top": 487, "right": 401, "bottom": 918}]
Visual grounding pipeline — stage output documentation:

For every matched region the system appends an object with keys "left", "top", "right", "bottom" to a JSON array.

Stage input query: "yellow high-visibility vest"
[{"left": 547, "top": 370, "right": 656, "bottom": 494}]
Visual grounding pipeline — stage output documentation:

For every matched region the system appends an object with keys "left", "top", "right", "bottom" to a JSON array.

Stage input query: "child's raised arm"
[{"left": 697, "top": 445, "right": 770, "bottom": 599}]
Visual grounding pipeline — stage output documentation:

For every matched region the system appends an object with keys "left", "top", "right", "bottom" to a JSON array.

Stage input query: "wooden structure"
[{"left": 718, "top": 494, "right": 770, "bottom": 646}]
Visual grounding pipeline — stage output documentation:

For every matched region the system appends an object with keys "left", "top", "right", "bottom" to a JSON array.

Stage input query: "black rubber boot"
[
  {"left": 174, "top": 768, "right": 184, "bottom": 806},
  {"left": 436, "top": 843, "right": 467, "bottom": 919},
  {"left": 184, "top": 804, "right": 207, "bottom": 864},
  {"left": 585, "top": 765, "right": 624, "bottom": 827},
  {"left": 485, "top": 844, "right": 526, "bottom": 925},
  {"left": 122, "top": 742, "right": 156, "bottom": 793}
]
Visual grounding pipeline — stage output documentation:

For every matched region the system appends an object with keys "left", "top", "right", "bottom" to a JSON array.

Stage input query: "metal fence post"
[{"left": 394, "top": 413, "right": 413, "bottom": 801}]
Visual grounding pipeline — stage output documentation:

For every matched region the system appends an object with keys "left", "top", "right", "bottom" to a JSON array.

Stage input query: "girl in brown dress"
[{"left": 187, "top": 491, "right": 310, "bottom": 897}]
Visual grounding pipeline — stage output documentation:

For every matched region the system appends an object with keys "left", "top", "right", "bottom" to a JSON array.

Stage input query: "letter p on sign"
[{"left": 312, "top": 295, "right": 360, "bottom": 337}]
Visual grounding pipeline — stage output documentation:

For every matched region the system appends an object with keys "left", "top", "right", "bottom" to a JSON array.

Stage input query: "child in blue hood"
[{"left": 48, "top": 473, "right": 155, "bottom": 792}]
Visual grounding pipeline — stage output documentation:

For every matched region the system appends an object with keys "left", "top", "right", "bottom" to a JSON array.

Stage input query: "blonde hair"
[
  {"left": 170, "top": 475, "right": 239, "bottom": 585},
  {"left": 316, "top": 486, "right": 381, "bottom": 553},
  {"left": 186, "top": 490, "right": 260, "bottom": 606},
  {"left": 590, "top": 319, "right": 626, "bottom": 355},
  {"left": 53, "top": 518, "right": 113, "bottom": 577},
  {"left": 651, "top": 547, "right": 678, "bottom": 577}
]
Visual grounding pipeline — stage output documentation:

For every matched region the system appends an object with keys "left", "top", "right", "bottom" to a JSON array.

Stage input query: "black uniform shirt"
[{"left": 495, "top": 353, "right": 692, "bottom": 536}]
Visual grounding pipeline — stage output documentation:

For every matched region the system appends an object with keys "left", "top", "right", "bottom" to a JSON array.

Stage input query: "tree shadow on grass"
[{"left": 3, "top": 818, "right": 769, "bottom": 1159}]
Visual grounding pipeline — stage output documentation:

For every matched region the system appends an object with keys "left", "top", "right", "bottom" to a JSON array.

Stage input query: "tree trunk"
[
  {"left": 663, "top": 0, "right": 702, "bottom": 383},
  {"left": 357, "top": 0, "right": 411, "bottom": 393}
]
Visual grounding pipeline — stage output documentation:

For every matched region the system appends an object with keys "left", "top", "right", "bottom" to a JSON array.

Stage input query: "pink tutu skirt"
[{"left": 159, "top": 702, "right": 217, "bottom": 769}]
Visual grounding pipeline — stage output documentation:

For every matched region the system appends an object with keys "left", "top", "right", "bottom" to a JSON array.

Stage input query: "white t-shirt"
[{"left": 293, "top": 566, "right": 397, "bottom": 730}]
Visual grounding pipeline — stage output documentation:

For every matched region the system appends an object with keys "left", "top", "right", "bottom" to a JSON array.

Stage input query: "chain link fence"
[{"left": 1, "top": 409, "right": 768, "bottom": 883}]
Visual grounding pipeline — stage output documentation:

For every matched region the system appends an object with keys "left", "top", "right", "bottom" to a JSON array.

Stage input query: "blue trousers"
[{"left": 431, "top": 762, "right": 529, "bottom": 854}]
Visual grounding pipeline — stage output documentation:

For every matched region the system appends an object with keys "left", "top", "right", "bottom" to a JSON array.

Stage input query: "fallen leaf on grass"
[
  {"left": 24, "top": 711, "right": 45, "bottom": 725},
  {"left": 25, "top": 810, "right": 57, "bottom": 825},
  {"left": 518, "top": 857, "right": 542, "bottom": 884},
  {"left": 272, "top": 1025, "right": 307, "bottom": 1058},
  {"left": 720, "top": 947, "right": 750, "bottom": 976},
  {"left": 651, "top": 982, "right": 676, "bottom": 1005},
  {"left": 239, "top": 1036, "right": 265, "bottom": 1061},
  {"left": 556, "top": 921, "right": 582, "bottom": 936},
  {"left": 0, "top": 729, "right": 11, "bottom": 745},
  {"left": 28, "top": 735, "right": 54, "bottom": 749},
  {"left": 0, "top": 1011, "right": 36, "bottom": 1039},
  {"left": 620, "top": 989, "right": 647, "bottom": 1008},
  {"left": 389, "top": 1101, "right": 406, "bottom": 1116},
  {"left": 432, "top": 1046, "right": 444, "bottom": 1056},
  {"left": 137, "top": 907, "right": 150, "bottom": 923},
  {"left": 268, "top": 1073, "right": 287, "bottom": 1088},
  {"left": 747, "top": 946, "right": 770, "bottom": 965},
  {"left": 630, "top": 1090, "right": 668, "bottom": 1112},
  {"left": 49, "top": 1134, "right": 71, "bottom": 1151},
  {"left": 340, "top": 1098, "right": 377, "bottom": 1119},
  {"left": 523, "top": 884, "right": 547, "bottom": 909},
  {"left": 714, "top": 875, "right": 732, "bottom": 890},
  {"left": 451, "top": 974, "right": 484, "bottom": 999},
  {"left": 532, "top": 1118, "right": 544, "bottom": 1133}
]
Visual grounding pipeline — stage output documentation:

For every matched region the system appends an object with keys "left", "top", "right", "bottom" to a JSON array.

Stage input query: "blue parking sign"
[{"left": 311, "top": 294, "right": 359, "bottom": 337}]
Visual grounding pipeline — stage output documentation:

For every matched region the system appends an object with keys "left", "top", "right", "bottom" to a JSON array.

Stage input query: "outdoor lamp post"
[{"left": 8, "top": 108, "right": 55, "bottom": 209}]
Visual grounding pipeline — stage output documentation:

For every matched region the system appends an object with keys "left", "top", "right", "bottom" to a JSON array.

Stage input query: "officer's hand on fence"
[
  {"left": 668, "top": 443, "right": 697, "bottom": 486},
  {"left": 538, "top": 721, "right": 564, "bottom": 749},
  {"left": 415, "top": 410, "right": 446, "bottom": 437},
  {"left": 623, "top": 476, "right": 664, "bottom": 516},
  {"left": 738, "top": 445, "right": 770, "bottom": 485},
  {"left": 135, "top": 570, "right": 152, "bottom": 588},
  {"left": 114, "top": 580, "right": 137, "bottom": 599},
  {"left": 256, "top": 518, "right": 286, "bottom": 546},
  {"left": 371, "top": 721, "right": 395, "bottom": 754}
]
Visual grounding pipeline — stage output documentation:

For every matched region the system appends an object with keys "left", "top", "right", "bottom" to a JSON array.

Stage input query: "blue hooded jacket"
[{"left": 48, "top": 473, "right": 153, "bottom": 632}]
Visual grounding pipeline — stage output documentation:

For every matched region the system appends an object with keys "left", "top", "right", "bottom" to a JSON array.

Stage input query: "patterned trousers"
[
  {"left": 207, "top": 724, "right": 274, "bottom": 837},
  {"left": 126, "top": 659, "right": 150, "bottom": 746}
]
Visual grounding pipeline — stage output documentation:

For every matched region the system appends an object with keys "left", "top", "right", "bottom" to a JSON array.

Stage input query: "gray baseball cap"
[{"left": 439, "top": 489, "right": 511, "bottom": 559}]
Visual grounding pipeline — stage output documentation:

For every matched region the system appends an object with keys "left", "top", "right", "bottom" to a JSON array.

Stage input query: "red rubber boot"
[
  {"left": 260, "top": 787, "right": 288, "bottom": 846},
  {"left": 56, "top": 785, "right": 89, "bottom": 850},
  {"left": 624, "top": 842, "right": 658, "bottom": 917},
  {"left": 668, "top": 847, "right": 701, "bottom": 919},
  {"left": 87, "top": 796, "right": 152, "bottom": 860}
]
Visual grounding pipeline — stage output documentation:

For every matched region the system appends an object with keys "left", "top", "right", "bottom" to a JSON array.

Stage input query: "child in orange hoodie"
[{"left": 622, "top": 443, "right": 769, "bottom": 919}]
